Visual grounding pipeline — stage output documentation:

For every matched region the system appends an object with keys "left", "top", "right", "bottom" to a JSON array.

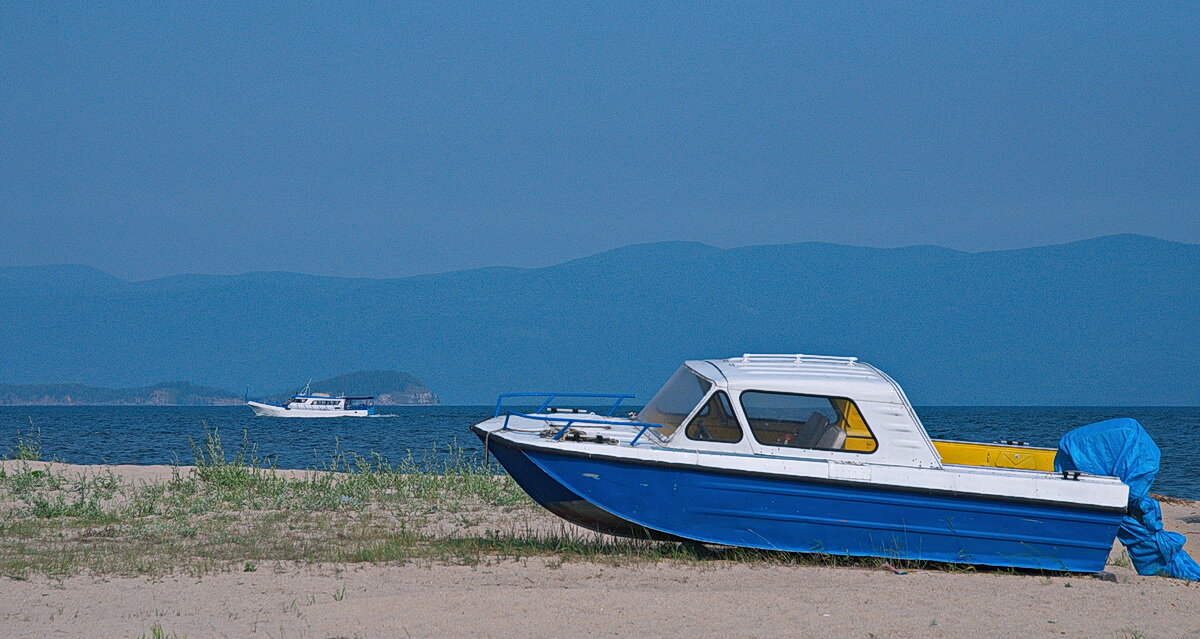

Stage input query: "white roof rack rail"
[{"left": 737, "top": 353, "right": 859, "bottom": 365}]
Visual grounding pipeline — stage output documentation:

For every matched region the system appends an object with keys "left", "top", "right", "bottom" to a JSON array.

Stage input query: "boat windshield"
[{"left": 638, "top": 365, "right": 712, "bottom": 439}]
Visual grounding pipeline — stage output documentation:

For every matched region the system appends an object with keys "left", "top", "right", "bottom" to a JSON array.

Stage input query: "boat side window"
[
  {"left": 739, "top": 391, "right": 878, "bottom": 453},
  {"left": 638, "top": 366, "right": 713, "bottom": 439},
  {"left": 684, "top": 391, "right": 742, "bottom": 443}
]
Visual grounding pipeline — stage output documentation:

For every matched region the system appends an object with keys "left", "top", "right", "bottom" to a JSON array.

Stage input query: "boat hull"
[
  {"left": 477, "top": 429, "right": 1123, "bottom": 572},
  {"left": 246, "top": 401, "right": 371, "bottom": 418},
  {"left": 481, "top": 429, "right": 685, "bottom": 541}
]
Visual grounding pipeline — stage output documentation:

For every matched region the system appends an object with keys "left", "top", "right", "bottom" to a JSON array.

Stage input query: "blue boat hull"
[
  {"left": 477, "top": 430, "right": 1123, "bottom": 572},
  {"left": 481, "top": 429, "right": 685, "bottom": 540}
]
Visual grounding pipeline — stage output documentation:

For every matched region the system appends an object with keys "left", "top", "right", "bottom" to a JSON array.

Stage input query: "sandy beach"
[{"left": 2, "top": 460, "right": 1199, "bottom": 638}]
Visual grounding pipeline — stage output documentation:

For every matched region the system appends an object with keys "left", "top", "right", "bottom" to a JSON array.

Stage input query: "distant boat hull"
[{"left": 246, "top": 401, "right": 372, "bottom": 418}]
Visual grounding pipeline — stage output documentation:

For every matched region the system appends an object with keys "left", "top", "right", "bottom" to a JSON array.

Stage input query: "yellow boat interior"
[{"left": 933, "top": 440, "right": 1056, "bottom": 471}]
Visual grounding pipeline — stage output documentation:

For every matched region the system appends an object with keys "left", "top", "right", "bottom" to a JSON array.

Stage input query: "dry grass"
[{"left": 0, "top": 429, "right": 539, "bottom": 577}]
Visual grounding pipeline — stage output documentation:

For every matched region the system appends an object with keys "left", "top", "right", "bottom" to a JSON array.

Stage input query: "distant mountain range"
[
  {"left": 0, "top": 371, "right": 438, "bottom": 406},
  {"left": 0, "top": 234, "right": 1196, "bottom": 405}
]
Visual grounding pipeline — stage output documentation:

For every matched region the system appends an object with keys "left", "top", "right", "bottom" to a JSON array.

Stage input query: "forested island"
[{"left": 0, "top": 370, "right": 439, "bottom": 406}]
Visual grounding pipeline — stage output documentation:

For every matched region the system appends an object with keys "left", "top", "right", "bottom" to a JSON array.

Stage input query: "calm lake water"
[{"left": 1, "top": 405, "right": 1197, "bottom": 498}]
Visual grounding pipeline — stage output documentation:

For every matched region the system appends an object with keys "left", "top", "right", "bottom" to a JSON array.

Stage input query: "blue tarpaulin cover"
[{"left": 1055, "top": 418, "right": 1200, "bottom": 580}]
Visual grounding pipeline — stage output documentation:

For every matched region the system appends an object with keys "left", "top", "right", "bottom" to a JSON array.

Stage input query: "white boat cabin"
[
  {"left": 636, "top": 354, "right": 941, "bottom": 467},
  {"left": 631, "top": 354, "right": 1069, "bottom": 471},
  {"left": 506, "top": 354, "right": 1057, "bottom": 473},
  {"left": 285, "top": 394, "right": 374, "bottom": 411}
]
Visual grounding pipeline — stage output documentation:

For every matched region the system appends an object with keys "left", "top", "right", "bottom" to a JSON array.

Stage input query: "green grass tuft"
[{"left": 8, "top": 425, "right": 43, "bottom": 462}]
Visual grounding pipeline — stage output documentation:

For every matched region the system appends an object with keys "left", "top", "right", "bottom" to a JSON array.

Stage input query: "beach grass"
[
  {"left": 0, "top": 428, "right": 540, "bottom": 577},
  {"left": 7, "top": 423, "right": 44, "bottom": 462}
]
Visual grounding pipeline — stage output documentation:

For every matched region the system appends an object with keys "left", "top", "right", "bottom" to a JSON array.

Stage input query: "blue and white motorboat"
[{"left": 472, "top": 354, "right": 1130, "bottom": 572}]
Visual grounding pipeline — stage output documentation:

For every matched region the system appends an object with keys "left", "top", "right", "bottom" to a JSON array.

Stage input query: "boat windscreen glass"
[{"left": 638, "top": 366, "right": 712, "bottom": 439}]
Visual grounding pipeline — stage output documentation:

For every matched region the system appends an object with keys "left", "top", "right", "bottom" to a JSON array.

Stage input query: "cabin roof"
[
  {"left": 293, "top": 394, "right": 375, "bottom": 400},
  {"left": 689, "top": 354, "right": 907, "bottom": 404},
  {"left": 682, "top": 354, "right": 937, "bottom": 467}
]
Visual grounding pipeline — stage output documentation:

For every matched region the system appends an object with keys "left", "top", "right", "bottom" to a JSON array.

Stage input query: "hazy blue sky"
[{"left": 2, "top": 2, "right": 1197, "bottom": 279}]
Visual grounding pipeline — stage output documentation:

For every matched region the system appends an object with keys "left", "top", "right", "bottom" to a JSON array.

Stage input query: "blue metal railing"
[
  {"left": 493, "top": 392, "right": 665, "bottom": 446},
  {"left": 492, "top": 392, "right": 635, "bottom": 418},
  {"left": 501, "top": 411, "right": 666, "bottom": 445}
]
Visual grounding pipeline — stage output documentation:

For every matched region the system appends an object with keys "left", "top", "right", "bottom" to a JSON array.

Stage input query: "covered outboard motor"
[{"left": 1056, "top": 418, "right": 1200, "bottom": 580}]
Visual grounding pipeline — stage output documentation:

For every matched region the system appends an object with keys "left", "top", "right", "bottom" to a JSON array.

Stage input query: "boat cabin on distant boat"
[{"left": 285, "top": 394, "right": 375, "bottom": 410}]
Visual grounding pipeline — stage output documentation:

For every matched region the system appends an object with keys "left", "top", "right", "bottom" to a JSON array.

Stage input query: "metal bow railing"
[
  {"left": 492, "top": 392, "right": 665, "bottom": 446},
  {"left": 492, "top": 392, "right": 635, "bottom": 417}
]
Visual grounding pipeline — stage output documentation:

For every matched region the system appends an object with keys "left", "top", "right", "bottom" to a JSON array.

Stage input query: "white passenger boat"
[
  {"left": 473, "top": 354, "right": 1132, "bottom": 572},
  {"left": 247, "top": 390, "right": 375, "bottom": 417}
]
